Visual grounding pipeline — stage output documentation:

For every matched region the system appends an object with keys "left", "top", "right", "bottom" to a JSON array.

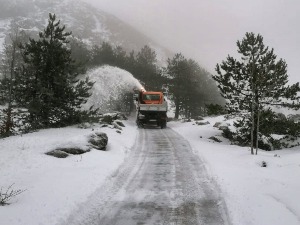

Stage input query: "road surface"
[{"left": 62, "top": 126, "right": 230, "bottom": 225}]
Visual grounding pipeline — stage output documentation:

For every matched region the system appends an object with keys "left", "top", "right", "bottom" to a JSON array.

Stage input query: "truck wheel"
[
  {"left": 160, "top": 121, "right": 166, "bottom": 129},
  {"left": 137, "top": 120, "right": 144, "bottom": 128}
]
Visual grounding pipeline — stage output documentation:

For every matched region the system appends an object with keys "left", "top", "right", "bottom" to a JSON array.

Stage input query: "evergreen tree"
[
  {"left": 182, "top": 59, "right": 221, "bottom": 118},
  {"left": 99, "top": 42, "right": 115, "bottom": 65},
  {"left": 68, "top": 37, "right": 91, "bottom": 73},
  {"left": 15, "top": 13, "right": 93, "bottom": 128},
  {"left": 135, "top": 45, "right": 160, "bottom": 90},
  {"left": 124, "top": 50, "right": 137, "bottom": 74},
  {"left": 90, "top": 45, "right": 102, "bottom": 66},
  {"left": 213, "top": 32, "right": 300, "bottom": 154},
  {"left": 90, "top": 42, "right": 115, "bottom": 66},
  {"left": 205, "top": 104, "right": 225, "bottom": 116},
  {"left": 165, "top": 54, "right": 221, "bottom": 119},
  {"left": 114, "top": 45, "right": 127, "bottom": 69},
  {"left": 165, "top": 53, "right": 189, "bottom": 119}
]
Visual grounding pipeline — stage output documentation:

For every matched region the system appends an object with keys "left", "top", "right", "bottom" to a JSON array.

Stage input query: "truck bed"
[{"left": 138, "top": 102, "right": 168, "bottom": 112}]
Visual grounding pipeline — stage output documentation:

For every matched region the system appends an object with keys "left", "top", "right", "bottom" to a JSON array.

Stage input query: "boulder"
[
  {"left": 196, "top": 121, "right": 210, "bottom": 125},
  {"left": 46, "top": 150, "right": 69, "bottom": 158},
  {"left": 209, "top": 136, "right": 222, "bottom": 143},
  {"left": 195, "top": 116, "right": 204, "bottom": 121},
  {"left": 114, "top": 120, "right": 125, "bottom": 127},
  {"left": 219, "top": 125, "right": 229, "bottom": 131},
  {"left": 78, "top": 122, "right": 93, "bottom": 129},
  {"left": 112, "top": 120, "right": 124, "bottom": 130},
  {"left": 213, "top": 121, "right": 229, "bottom": 131},
  {"left": 56, "top": 147, "right": 90, "bottom": 155},
  {"left": 213, "top": 122, "right": 222, "bottom": 128},
  {"left": 88, "top": 132, "right": 108, "bottom": 150},
  {"left": 46, "top": 147, "right": 90, "bottom": 158},
  {"left": 100, "top": 112, "right": 127, "bottom": 124}
]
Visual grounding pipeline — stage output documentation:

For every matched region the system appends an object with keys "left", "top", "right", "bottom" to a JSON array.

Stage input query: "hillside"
[{"left": 0, "top": 0, "right": 171, "bottom": 59}]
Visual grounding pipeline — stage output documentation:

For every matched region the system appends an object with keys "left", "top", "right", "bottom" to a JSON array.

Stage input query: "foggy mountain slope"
[{"left": 0, "top": 0, "right": 171, "bottom": 58}]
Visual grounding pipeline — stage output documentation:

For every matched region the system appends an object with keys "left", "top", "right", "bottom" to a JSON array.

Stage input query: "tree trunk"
[
  {"left": 250, "top": 55, "right": 259, "bottom": 155},
  {"left": 250, "top": 83, "right": 256, "bottom": 155},
  {"left": 250, "top": 102, "right": 255, "bottom": 155},
  {"left": 4, "top": 36, "right": 17, "bottom": 135},
  {"left": 254, "top": 89, "right": 260, "bottom": 155},
  {"left": 255, "top": 107, "right": 260, "bottom": 155},
  {"left": 174, "top": 98, "right": 180, "bottom": 119}
]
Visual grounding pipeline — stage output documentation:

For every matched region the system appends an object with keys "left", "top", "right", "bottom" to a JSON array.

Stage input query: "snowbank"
[
  {"left": 0, "top": 121, "right": 137, "bottom": 225},
  {"left": 169, "top": 117, "right": 300, "bottom": 225}
]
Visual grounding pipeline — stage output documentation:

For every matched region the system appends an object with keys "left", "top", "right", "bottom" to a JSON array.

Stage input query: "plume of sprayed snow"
[{"left": 83, "top": 65, "right": 143, "bottom": 113}]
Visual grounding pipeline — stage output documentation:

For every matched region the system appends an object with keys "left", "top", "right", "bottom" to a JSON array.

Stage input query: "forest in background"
[{"left": 0, "top": 13, "right": 224, "bottom": 137}]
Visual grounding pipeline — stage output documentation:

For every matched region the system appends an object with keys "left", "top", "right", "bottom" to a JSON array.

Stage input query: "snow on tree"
[
  {"left": 213, "top": 32, "right": 300, "bottom": 154},
  {"left": 15, "top": 13, "right": 94, "bottom": 129},
  {"left": 0, "top": 24, "right": 29, "bottom": 137},
  {"left": 166, "top": 53, "right": 222, "bottom": 119}
]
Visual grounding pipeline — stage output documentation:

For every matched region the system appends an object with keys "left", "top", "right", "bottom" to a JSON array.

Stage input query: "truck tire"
[
  {"left": 160, "top": 121, "right": 167, "bottom": 129},
  {"left": 137, "top": 120, "right": 144, "bottom": 128}
]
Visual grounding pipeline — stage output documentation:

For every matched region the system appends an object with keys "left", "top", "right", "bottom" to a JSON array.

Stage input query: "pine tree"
[
  {"left": 114, "top": 46, "right": 127, "bottom": 68},
  {"left": 68, "top": 37, "right": 91, "bottom": 73},
  {"left": 15, "top": 13, "right": 93, "bottom": 128},
  {"left": 135, "top": 45, "right": 160, "bottom": 90},
  {"left": 165, "top": 53, "right": 189, "bottom": 119},
  {"left": 124, "top": 50, "right": 136, "bottom": 73},
  {"left": 90, "top": 42, "right": 116, "bottom": 66},
  {"left": 165, "top": 54, "right": 221, "bottom": 119},
  {"left": 213, "top": 32, "right": 300, "bottom": 154}
]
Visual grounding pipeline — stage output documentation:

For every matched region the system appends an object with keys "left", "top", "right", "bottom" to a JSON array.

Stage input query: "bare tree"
[
  {"left": 0, "top": 184, "right": 26, "bottom": 206},
  {"left": 0, "top": 23, "right": 25, "bottom": 136}
]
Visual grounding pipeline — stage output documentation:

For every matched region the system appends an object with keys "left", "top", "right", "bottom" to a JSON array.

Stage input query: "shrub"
[
  {"left": 206, "top": 104, "right": 225, "bottom": 116},
  {"left": 0, "top": 184, "right": 26, "bottom": 206},
  {"left": 221, "top": 110, "right": 300, "bottom": 150}
]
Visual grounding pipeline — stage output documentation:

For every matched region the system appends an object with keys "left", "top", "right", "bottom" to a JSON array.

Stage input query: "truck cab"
[
  {"left": 136, "top": 89, "right": 167, "bottom": 128},
  {"left": 139, "top": 91, "right": 164, "bottom": 104}
]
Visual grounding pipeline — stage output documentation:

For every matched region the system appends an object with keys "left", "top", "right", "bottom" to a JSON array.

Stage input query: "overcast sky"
[{"left": 83, "top": 0, "right": 300, "bottom": 83}]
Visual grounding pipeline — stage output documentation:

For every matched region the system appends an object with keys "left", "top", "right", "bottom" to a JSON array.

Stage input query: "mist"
[{"left": 83, "top": 0, "right": 300, "bottom": 83}]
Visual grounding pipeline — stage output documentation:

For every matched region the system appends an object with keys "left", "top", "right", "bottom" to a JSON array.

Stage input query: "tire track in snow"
[
  {"left": 60, "top": 126, "right": 231, "bottom": 225},
  {"left": 267, "top": 194, "right": 300, "bottom": 224}
]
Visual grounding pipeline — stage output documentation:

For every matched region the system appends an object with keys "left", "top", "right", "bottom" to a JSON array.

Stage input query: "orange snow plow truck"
[{"left": 135, "top": 88, "right": 168, "bottom": 128}]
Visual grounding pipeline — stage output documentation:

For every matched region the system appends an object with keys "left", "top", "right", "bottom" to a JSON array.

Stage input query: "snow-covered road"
[
  {"left": 2, "top": 116, "right": 300, "bottom": 225},
  {"left": 61, "top": 127, "right": 230, "bottom": 225}
]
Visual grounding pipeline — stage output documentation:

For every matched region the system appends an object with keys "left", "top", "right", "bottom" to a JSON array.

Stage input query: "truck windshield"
[{"left": 143, "top": 94, "right": 160, "bottom": 101}]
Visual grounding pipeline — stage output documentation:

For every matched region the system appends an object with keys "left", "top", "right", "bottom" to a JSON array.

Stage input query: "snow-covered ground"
[
  {"left": 0, "top": 121, "right": 138, "bottom": 225},
  {"left": 170, "top": 117, "right": 300, "bottom": 225},
  {"left": 1, "top": 117, "right": 300, "bottom": 225},
  {"left": 1, "top": 66, "right": 300, "bottom": 225}
]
